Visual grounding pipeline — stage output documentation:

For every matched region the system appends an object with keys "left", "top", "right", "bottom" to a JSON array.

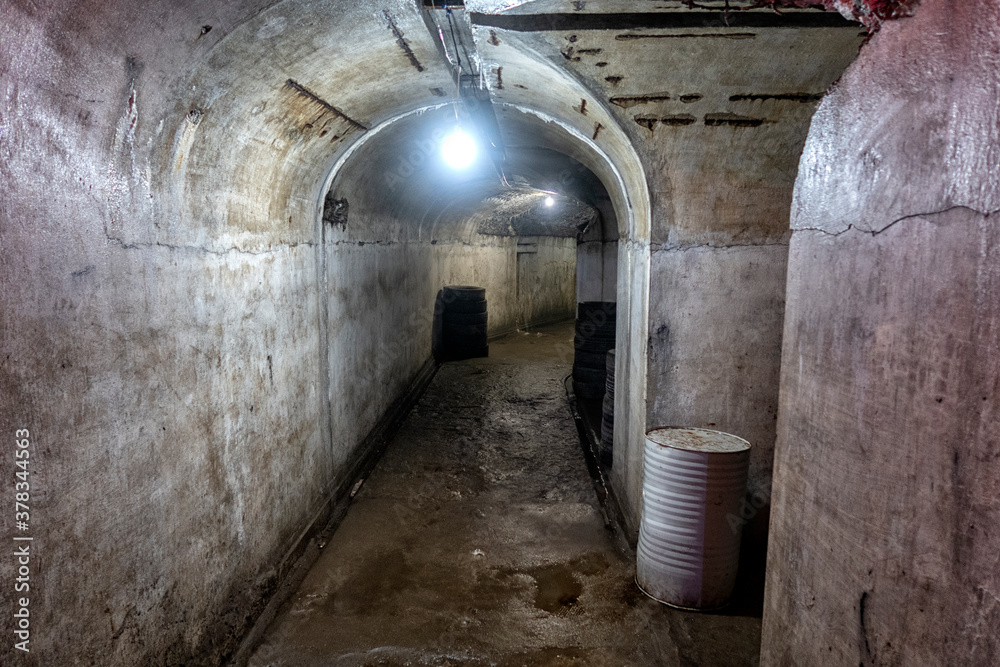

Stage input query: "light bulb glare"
[{"left": 441, "top": 130, "right": 477, "bottom": 169}]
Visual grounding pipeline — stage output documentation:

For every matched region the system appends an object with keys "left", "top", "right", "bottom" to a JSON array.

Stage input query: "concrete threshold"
[{"left": 244, "top": 321, "right": 761, "bottom": 666}]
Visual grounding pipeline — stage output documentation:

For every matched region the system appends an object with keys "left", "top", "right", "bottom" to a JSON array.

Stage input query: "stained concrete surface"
[
  {"left": 248, "top": 321, "right": 761, "bottom": 666},
  {"left": 762, "top": 1, "right": 1000, "bottom": 663}
]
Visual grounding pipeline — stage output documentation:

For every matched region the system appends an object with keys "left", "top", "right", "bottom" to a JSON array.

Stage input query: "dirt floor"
[{"left": 248, "top": 321, "right": 762, "bottom": 666}]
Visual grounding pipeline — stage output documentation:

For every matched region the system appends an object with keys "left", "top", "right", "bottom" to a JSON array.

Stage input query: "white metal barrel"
[{"left": 636, "top": 427, "right": 751, "bottom": 610}]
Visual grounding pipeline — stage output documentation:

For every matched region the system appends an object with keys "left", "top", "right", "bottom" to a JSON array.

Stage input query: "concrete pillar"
[{"left": 763, "top": 1, "right": 1000, "bottom": 663}]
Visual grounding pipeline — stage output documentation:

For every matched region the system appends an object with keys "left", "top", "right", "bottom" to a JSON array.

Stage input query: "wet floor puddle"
[
  {"left": 530, "top": 564, "right": 583, "bottom": 612},
  {"left": 527, "top": 553, "right": 610, "bottom": 613}
]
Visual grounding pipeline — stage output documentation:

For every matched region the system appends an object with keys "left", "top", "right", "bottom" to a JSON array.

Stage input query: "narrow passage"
[{"left": 249, "top": 321, "right": 760, "bottom": 666}]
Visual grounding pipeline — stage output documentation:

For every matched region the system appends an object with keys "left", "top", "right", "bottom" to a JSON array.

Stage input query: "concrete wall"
[
  {"left": 611, "top": 236, "right": 652, "bottom": 538},
  {"left": 577, "top": 198, "right": 619, "bottom": 305},
  {"left": 762, "top": 1, "right": 1000, "bottom": 663},
  {"left": 324, "top": 239, "right": 499, "bottom": 466},
  {"left": 514, "top": 236, "right": 577, "bottom": 330},
  {"left": 647, "top": 245, "right": 786, "bottom": 544},
  {"left": 576, "top": 240, "right": 618, "bottom": 304},
  {"left": 2, "top": 5, "right": 329, "bottom": 663}
]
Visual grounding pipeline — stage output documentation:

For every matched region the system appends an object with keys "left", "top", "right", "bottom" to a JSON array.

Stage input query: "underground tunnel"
[{"left": 2, "top": 0, "right": 999, "bottom": 665}]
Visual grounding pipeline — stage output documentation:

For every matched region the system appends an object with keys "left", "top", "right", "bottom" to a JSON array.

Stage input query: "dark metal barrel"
[
  {"left": 637, "top": 427, "right": 751, "bottom": 610},
  {"left": 441, "top": 285, "right": 488, "bottom": 361},
  {"left": 572, "top": 301, "right": 616, "bottom": 399},
  {"left": 599, "top": 348, "right": 615, "bottom": 468}
]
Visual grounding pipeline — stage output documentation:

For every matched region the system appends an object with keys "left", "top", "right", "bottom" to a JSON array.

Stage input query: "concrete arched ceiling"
[
  {"left": 322, "top": 103, "right": 607, "bottom": 242},
  {"left": 91, "top": 0, "right": 650, "bottom": 255},
  {"left": 469, "top": 0, "right": 866, "bottom": 246},
  {"left": 4, "top": 0, "right": 889, "bottom": 256},
  {"left": 0, "top": 0, "right": 639, "bottom": 258}
]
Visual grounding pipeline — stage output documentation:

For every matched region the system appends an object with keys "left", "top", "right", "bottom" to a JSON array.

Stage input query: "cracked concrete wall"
[{"left": 762, "top": 1, "right": 1000, "bottom": 663}]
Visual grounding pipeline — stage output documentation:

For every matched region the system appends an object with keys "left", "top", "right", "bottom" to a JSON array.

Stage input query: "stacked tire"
[
  {"left": 599, "top": 349, "right": 616, "bottom": 468},
  {"left": 441, "top": 285, "right": 488, "bottom": 361},
  {"left": 572, "top": 301, "right": 616, "bottom": 400}
]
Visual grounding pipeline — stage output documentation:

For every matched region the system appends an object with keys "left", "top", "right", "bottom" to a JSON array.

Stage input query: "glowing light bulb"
[
  {"left": 544, "top": 196, "right": 555, "bottom": 207},
  {"left": 441, "top": 129, "right": 477, "bottom": 169}
]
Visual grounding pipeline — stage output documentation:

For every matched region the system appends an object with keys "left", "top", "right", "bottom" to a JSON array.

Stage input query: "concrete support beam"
[{"left": 763, "top": 1, "right": 1000, "bottom": 662}]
